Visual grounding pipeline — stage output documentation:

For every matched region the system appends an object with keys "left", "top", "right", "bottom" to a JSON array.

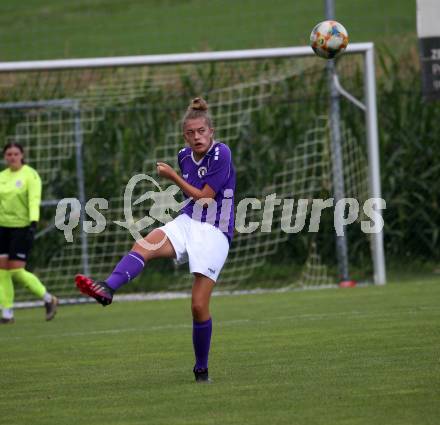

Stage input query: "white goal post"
[{"left": 0, "top": 42, "right": 386, "bottom": 295}]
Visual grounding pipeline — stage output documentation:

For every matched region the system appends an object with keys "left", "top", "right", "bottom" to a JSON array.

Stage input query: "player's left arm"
[
  {"left": 27, "top": 169, "right": 42, "bottom": 224},
  {"left": 201, "top": 145, "right": 231, "bottom": 194}
]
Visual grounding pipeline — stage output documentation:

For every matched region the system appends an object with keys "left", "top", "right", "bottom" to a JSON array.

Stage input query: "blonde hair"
[{"left": 182, "top": 97, "right": 213, "bottom": 129}]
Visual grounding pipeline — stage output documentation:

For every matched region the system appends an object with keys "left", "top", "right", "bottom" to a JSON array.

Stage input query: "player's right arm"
[{"left": 156, "top": 162, "right": 215, "bottom": 201}]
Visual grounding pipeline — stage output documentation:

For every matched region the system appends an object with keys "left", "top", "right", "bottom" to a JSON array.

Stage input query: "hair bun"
[
  {"left": 189, "top": 97, "right": 208, "bottom": 111},
  {"left": 182, "top": 97, "right": 213, "bottom": 128}
]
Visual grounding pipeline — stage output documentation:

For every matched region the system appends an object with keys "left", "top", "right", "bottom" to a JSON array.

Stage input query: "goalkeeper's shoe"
[
  {"left": 75, "top": 274, "right": 114, "bottom": 306},
  {"left": 0, "top": 317, "right": 15, "bottom": 324},
  {"left": 193, "top": 367, "right": 211, "bottom": 383},
  {"left": 45, "top": 296, "right": 58, "bottom": 321}
]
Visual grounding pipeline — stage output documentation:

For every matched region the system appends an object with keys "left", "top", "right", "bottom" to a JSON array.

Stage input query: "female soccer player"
[
  {"left": 0, "top": 143, "right": 58, "bottom": 323},
  {"left": 75, "top": 97, "right": 236, "bottom": 383}
]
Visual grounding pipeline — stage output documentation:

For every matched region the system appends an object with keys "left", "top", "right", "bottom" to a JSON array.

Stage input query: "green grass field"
[
  {"left": 0, "top": 2, "right": 438, "bottom": 423},
  {"left": 1, "top": 279, "right": 439, "bottom": 425},
  {"left": 0, "top": 0, "right": 416, "bottom": 60}
]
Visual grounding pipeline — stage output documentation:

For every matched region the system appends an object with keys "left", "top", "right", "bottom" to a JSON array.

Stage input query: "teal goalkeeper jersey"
[{"left": 0, "top": 164, "right": 42, "bottom": 227}]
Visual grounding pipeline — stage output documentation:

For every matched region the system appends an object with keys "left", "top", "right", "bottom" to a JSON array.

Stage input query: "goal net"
[{"left": 0, "top": 45, "right": 384, "bottom": 301}]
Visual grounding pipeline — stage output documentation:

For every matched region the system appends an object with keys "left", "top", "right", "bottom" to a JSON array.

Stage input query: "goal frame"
[{"left": 0, "top": 42, "right": 386, "bottom": 285}]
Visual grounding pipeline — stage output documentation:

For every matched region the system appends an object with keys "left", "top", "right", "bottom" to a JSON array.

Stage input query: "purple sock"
[
  {"left": 193, "top": 318, "right": 212, "bottom": 370},
  {"left": 105, "top": 251, "right": 145, "bottom": 291}
]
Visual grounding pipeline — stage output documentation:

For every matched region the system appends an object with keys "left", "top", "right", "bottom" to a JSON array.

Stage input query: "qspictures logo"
[{"left": 54, "top": 174, "right": 386, "bottom": 249}]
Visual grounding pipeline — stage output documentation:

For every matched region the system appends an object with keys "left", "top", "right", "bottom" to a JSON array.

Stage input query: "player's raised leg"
[
  {"left": 75, "top": 229, "right": 176, "bottom": 306},
  {"left": 191, "top": 273, "right": 215, "bottom": 383}
]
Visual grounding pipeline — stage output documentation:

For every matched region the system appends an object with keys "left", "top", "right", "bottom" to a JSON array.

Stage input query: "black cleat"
[
  {"left": 75, "top": 274, "right": 114, "bottom": 306},
  {"left": 193, "top": 367, "right": 211, "bottom": 383},
  {"left": 0, "top": 317, "right": 15, "bottom": 325}
]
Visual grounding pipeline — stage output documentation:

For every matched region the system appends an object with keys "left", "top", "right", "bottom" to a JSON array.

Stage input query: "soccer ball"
[{"left": 310, "top": 20, "right": 349, "bottom": 59}]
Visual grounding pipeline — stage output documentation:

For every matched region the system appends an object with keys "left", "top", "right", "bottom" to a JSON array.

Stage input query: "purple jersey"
[{"left": 178, "top": 141, "right": 236, "bottom": 242}]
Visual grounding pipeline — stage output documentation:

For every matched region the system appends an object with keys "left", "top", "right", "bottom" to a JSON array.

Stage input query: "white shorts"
[{"left": 159, "top": 214, "right": 229, "bottom": 282}]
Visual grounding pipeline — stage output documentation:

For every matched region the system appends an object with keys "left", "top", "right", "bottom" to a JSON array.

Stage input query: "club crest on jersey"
[
  {"left": 198, "top": 166, "right": 208, "bottom": 178},
  {"left": 15, "top": 180, "right": 23, "bottom": 188}
]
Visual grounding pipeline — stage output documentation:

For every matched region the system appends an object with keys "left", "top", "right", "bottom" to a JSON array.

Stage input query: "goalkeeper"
[{"left": 0, "top": 143, "right": 58, "bottom": 324}]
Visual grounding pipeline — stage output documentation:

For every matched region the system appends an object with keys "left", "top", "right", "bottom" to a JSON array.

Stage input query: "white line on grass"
[
  {"left": 13, "top": 285, "right": 345, "bottom": 309},
  {"left": 1, "top": 308, "right": 438, "bottom": 342}
]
